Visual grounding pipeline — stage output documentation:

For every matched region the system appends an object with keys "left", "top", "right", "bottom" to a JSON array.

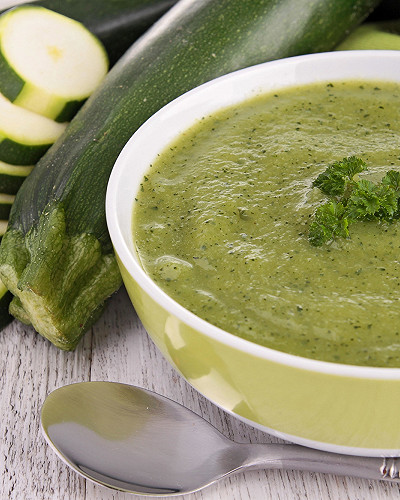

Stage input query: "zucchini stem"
[{"left": 0, "top": 203, "right": 121, "bottom": 349}]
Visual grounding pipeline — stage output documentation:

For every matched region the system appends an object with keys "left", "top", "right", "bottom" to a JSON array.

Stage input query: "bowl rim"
[{"left": 107, "top": 50, "right": 400, "bottom": 379}]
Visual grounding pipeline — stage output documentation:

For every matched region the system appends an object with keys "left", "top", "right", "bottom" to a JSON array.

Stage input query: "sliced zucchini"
[
  {"left": 0, "top": 0, "right": 178, "bottom": 68},
  {"left": 0, "top": 219, "right": 7, "bottom": 238},
  {"left": 0, "top": 92, "right": 67, "bottom": 165},
  {"left": 0, "top": 161, "right": 34, "bottom": 194},
  {"left": 0, "top": 193, "right": 15, "bottom": 219},
  {"left": 0, "top": 6, "right": 108, "bottom": 122}
]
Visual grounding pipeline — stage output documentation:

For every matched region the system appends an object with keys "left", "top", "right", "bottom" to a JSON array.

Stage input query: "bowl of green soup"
[{"left": 107, "top": 50, "right": 400, "bottom": 456}]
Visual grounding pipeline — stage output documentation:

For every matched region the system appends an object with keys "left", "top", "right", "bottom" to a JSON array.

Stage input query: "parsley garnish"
[
  {"left": 312, "top": 156, "right": 367, "bottom": 197},
  {"left": 308, "top": 157, "right": 400, "bottom": 246},
  {"left": 309, "top": 201, "right": 349, "bottom": 247}
]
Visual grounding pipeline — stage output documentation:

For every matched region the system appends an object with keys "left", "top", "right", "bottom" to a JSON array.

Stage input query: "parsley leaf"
[
  {"left": 382, "top": 170, "right": 400, "bottom": 218},
  {"left": 347, "top": 179, "right": 398, "bottom": 221},
  {"left": 308, "top": 157, "right": 400, "bottom": 247},
  {"left": 312, "top": 156, "right": 367, "bottom": 197},
  {"left": 309, "top": 201, "right": 350, "bottom": 246},
  {"left": 382, "top": 170, "right": 400, "bottom": 196}
]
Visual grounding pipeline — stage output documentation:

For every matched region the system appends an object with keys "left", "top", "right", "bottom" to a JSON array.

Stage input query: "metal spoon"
[{"left": 41, "top": 381, "right": 400, "bottom": 496}]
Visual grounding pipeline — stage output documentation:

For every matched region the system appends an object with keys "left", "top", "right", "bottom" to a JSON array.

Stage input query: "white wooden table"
[
  {"left": 1, "top": 1, "right": 400, "bottom": 498},
  {"left": 1, "top": 286, "right": 400, "bottom": 500}
]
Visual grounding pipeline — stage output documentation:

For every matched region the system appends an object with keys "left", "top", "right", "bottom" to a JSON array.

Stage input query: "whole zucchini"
[
  {"left": 0, "top": 0, "right": 177, "bottom": 65},
  {"left": 337, "top": 18, "right": 400, "bottom": 50},
  {"left": 0, "top": 0, "right": 380, "bottom": 350}
]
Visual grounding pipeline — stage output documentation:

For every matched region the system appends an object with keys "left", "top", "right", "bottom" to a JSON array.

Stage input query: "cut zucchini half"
[
  {"left": 0, "top": 161, "right": 34, "bottom": 194},
  {"left": 0, "top": 193, "right": 14, "bottom": 219},
  {"left": 0, "top": 6, "right": 108, "bottom": 121},
  {"left": 0, "top": 92, "right": 67, "bottom": 165}
]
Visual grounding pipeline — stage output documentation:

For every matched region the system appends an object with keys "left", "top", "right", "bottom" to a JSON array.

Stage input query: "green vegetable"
[
  {"left": 0, "top": 91, "right": 67, "bottom": 165},
  {"left": 336, "top": 21, "right": 400, "bottom": 50},
  {"left": 0, "top": 194, "right": 14, "bottom": 220},
  {"left": 0, "top": 0, "right": 380, "bottom": 350},
  {"left": 1, "top": 0, "right": 177, "bottom": 66},
  {"left": 309, "top": 201, "right": 350, "bottom": 247},
  {"left": 309, "top": 157, "right": 400, "bottom": 246},
  {"left": 382, "top": 169, "right": 400, "bottom": 196},
  {"left": 337, "top": 0, "right": 400, "bottom": 53},
  {"left": 312, "top": 156, "right": 367, "bottom": 197},
  {"left": 0, "top": 6, "right": 109, "bottom": 121},
  {"left": 347, "top": 177, "right": 399, "bottom": 220},
  {"left": 0, "top": 0, "right": 160, "bottom": 329},
  {"left": 0, "top": 162, "right": 33, "bottom": 195},
  {"left": 0, "top": 0, "right": 161, "bottom": 331}
]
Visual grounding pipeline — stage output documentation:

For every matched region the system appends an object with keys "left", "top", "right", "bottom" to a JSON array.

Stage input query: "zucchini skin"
[
  {"left": 0, "top": 0, "right": 380, "bottom": 349},
  {"left": 0, "top": 139, "right": 51, "bottom": 166},
  {"left": 0, "top": 204, "right": 12, "bottom": 220},
  {"left": 1, "top": 0, "right": 177, "bottom": 66},
  {"left": 0, "top": 49, "right": 23, "bottom": 102},
  {"left": 0, "top": 163, "right": 33, "bottom": 195},
  {"left": 0, "top": 172, "right": 28, "bottom": 195}
]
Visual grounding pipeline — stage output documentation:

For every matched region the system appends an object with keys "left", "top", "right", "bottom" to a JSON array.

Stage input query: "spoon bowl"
[
  {"left": 41, "top": 381, "right": 247, "bottom": 495},
  {"left": 41, "top": 381, "right": 400, "bottom": 496}
]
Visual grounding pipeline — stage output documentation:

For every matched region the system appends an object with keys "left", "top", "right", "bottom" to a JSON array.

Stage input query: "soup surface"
[{"left": 133, "top": 80, "right": 400, "bottom": 367}]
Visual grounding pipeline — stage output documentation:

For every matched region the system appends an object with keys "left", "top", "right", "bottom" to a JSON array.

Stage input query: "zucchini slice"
[
  {"left": 0, "top": 219, "right": 7, "bottom": 237},
  {"left": 0, "top": 193, "right": 15, "bottom": 219},
  {"left": 0, "top": 0, "right": 177, "bottom": 67},
  {"left": 0, "top": 6, "right": 108, "bottom": 121},
  {"left": 0, "top": 0, "right": 381, "bottom": 350},
  {"left": 0, "top": 161, "right": 34, "bottom": 194},
  {"left": 0, "top": 92, "right": 67, "bottom": 165}
]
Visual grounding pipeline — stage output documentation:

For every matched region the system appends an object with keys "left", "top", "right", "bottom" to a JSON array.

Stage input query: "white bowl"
[{"left": 107, "top": 51, "right": 400, "bottom": 456}]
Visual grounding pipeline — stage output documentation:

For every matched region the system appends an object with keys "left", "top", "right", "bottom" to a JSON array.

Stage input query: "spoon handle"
[{"left": 244, "top": 444, "right": 400, "bottom": 482}]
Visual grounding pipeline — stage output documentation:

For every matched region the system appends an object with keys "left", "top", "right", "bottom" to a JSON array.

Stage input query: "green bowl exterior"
[{"left": 118, "top": 257, "right": 400, "bottom": 451}]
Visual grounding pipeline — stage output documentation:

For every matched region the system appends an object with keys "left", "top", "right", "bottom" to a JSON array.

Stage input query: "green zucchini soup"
[{"left": 132, "top": 80, "right": 400, "bottom": 367}]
